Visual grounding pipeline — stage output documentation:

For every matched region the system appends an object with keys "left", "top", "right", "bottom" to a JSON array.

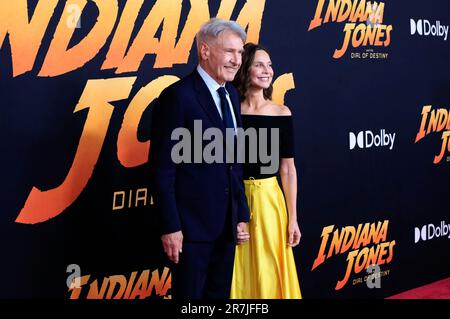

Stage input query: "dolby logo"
[
  {"left": 349, "top": 130, "right": 396, "bottom": 150},
  {"left": 414, "top": 221, "right": 450, "bottom": 243},
  {"left": 410, "top": 19, "right": 448, "bottom": 41}
]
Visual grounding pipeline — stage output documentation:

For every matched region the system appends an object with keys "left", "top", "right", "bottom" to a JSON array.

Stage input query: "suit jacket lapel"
[{"left": 191, "top": 70, "right": 225, "bottom": 130}]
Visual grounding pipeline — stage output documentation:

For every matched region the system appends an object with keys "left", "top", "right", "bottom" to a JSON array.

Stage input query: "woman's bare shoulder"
[{"left": 268, "top": 102, "right": 292, "bottom": 116}]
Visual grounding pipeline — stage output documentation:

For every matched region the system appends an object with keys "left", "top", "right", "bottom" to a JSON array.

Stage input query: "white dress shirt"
[{"left": 197, "top": 65, "right": 238, "bottom": 133}]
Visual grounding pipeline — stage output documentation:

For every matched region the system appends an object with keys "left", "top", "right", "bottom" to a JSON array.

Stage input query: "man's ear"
[{"left": 200, "top": 42, "right": 210, "bottom": 60}]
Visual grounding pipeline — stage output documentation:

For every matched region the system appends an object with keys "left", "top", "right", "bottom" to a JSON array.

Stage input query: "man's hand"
[
  {"left": 161, "top": 231, "right": 183, "bottom": 264},
  {"left": 236, "top": 222, "right": 250, "bottom": 244}
]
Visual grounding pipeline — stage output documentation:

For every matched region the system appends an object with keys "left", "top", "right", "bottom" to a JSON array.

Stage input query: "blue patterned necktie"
[{"left": 217, "top": 87, "right": 235, "bottom": 132}]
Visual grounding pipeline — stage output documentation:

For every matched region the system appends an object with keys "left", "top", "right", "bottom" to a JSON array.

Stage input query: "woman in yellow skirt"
[{"left": 230, "top": 43, "right": 302, "bottom": 299}]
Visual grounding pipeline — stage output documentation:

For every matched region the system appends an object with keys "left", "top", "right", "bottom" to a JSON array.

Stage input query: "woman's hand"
[{"left": 287, "top": 220, "right": 301, "bottom": 247}]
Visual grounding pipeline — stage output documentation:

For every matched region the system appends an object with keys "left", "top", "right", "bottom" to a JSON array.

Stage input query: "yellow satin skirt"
[{"left": 230, "top": 176, "right": 302, "bottom": 299}]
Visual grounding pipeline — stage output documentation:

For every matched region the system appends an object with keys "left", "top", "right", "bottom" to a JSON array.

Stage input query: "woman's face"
[{"left": 248, "top": 49, "right": 274, "bottom": 90}]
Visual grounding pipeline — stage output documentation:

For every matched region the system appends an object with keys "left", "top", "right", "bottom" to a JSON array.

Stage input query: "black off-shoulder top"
[{"left": 240, "top": 114, "right": 295, "bottom": 180}]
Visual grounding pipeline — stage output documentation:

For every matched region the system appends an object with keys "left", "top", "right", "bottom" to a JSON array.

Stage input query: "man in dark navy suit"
[{"left": 149, "top": 18, "right": 250, "bottom": 299}]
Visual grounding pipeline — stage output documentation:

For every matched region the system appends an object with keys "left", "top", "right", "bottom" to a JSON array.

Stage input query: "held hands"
[
  {"left": 236, "top": 222, "right": 250, "bottom": 244},
  {"left": 161, "top": 223, "right": 250, "bottom": 263},
  {"left": 161, "top": 230, "right": 183, "bottom": 264},
  {"left": 288, "top": 220, "right": 301, "bottom": 247}
]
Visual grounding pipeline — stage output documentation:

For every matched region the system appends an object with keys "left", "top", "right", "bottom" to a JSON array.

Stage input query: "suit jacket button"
[{"left": 225, "top": 188, "right": 229, "bottom": 194}]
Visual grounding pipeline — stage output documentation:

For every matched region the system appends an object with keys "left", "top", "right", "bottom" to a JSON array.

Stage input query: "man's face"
[{"left": 201, "top": 30, "right": 244, "bottom": 85}]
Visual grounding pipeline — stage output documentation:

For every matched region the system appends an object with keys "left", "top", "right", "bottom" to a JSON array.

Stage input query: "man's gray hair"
[{"left": 196, "top": 18, "right": 246, "bottom": 52}]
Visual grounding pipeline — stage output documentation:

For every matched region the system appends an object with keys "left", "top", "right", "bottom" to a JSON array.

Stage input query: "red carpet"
[{"left": 387, "top": 277, "right": 450, "bottom": 299}]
